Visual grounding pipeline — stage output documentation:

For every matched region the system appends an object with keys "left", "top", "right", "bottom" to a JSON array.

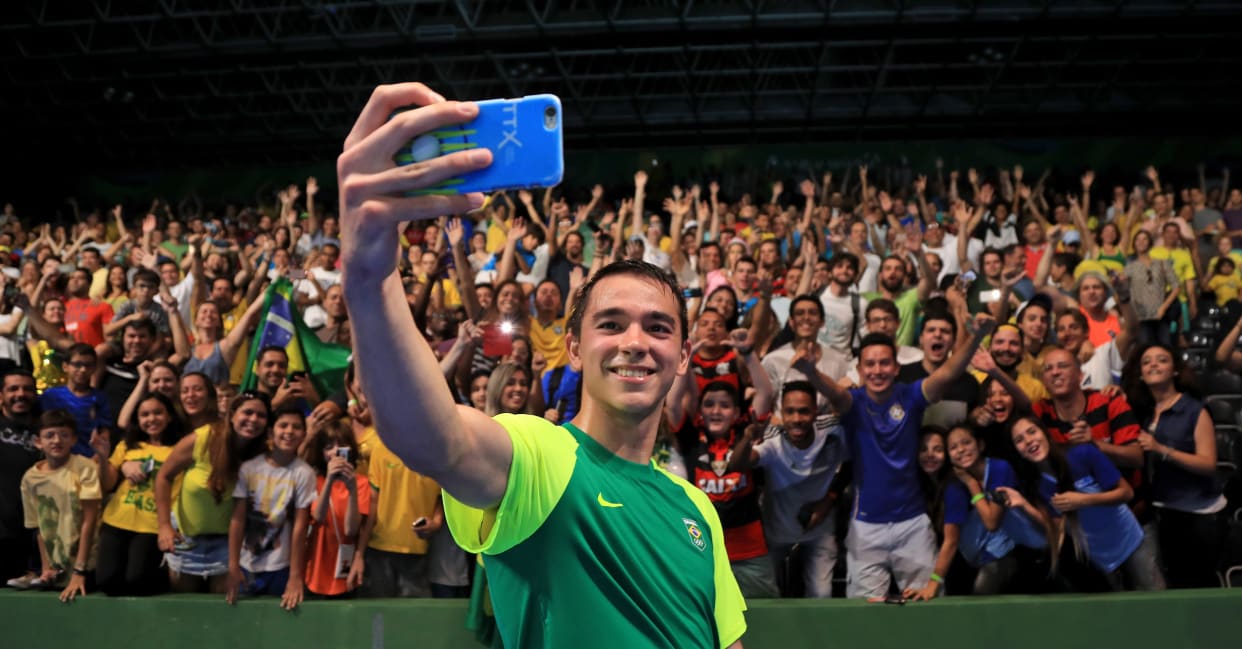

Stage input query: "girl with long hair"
[
  {"left": 907, "top": 425, "right": 1048, "bottom": 600},
  {"left": 154, "top": 391, "right": 271, "bottom": 593},
  {"left": 116, "top": 360, "right": 181, "bottom": 429},
  {"left": 1121, "top": 343, "right": 1224, "bottom": 588},
  {"left": 95, "top": 393, "right": 187, "bottom": 596},
  {"left": 178, "top": 371, "right": 220, "bottom": 430},
  {"left": 1007, "top": 415, "right": 1164, "bottom": 591},
  {"left": 302, "top": 420, "right": 370, "bottom": 599}
]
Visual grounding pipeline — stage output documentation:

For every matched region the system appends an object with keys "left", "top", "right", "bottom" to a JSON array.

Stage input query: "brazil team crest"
[{"left": 682, "top": 518, "right": 706, "bottom": 551}]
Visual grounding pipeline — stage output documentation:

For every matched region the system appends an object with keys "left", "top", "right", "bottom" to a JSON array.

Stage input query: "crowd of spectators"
[{"left": 1, "top": 160, "right": 1241, "bottom": 607}]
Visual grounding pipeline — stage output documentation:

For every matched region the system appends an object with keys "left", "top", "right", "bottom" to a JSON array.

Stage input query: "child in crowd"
[
  {"left": 95, "top": 393, "right": 186, "bottom": 596},
  {"left": 303, "top": 420, "right": 370, "bottom": 598},
  {"left": 227, "top": 406, "right": 315, "bottom": 609},
  {"left": 1204, "top": 256, "right": 1241, "bottom": 306},
  {"left": 38, "top": 343, "right": 112, "bottom": 458},
  {"left": 21, "top": 410, "right": 102, "bottom": 601}
]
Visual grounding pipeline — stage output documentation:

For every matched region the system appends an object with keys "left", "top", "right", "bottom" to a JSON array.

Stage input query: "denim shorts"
[{"left": 163, "top": 513, "right": 229, "bottom": 578}]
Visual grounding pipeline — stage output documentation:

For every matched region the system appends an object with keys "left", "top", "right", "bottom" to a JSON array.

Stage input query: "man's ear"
[{"left": 566, "top": 331, "right": 583, "bottom": 372}]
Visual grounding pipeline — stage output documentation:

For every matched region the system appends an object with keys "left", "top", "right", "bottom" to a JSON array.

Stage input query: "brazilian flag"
[{"left": 241, "top": 277, "right": 351, "bottom": 398}]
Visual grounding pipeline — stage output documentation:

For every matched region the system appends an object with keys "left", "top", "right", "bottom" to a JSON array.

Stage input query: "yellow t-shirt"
[
  {"left": 1207, "top": 274, "right": 1242, "bottom": 306},
  {"left": 486, "top": 219, "right": 509, "bottom": 254},
  {"left": 173, "top": 425, "right": 236, "bottom": 537},
  {"left": 21, "top": 455, "right": 102, "bottom": 572},
  {"left": 222, "top": 298, "right": 251, "bottom": 386},
  {"left": 1150, "top": 247, "right": 1196, "bottom": 302},
  {"left": 528, "top": 315, "right": 570, "bottom": 371},
  {"left": 354, "top": 425, "right": 379, "bottom": 478},
  {"left": 366, "top": 438, "right": 440, "bottom": 555},
  {"left": 102, "top": 441, "right": 174, "bottom": 534}
]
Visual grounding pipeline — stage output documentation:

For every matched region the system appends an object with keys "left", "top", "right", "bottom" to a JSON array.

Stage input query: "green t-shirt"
[
  {"left": 444, "top": 414, "right": 746, "bottom": 649},
  {"left": 863, "top": 287, "right": 921, "bottom": 347}
]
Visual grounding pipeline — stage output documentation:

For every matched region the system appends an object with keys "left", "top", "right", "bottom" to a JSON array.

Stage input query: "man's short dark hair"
[
  {"left": 735, "top": 256, "right": 757, "bottom": 271},
  {"left": 781, "top": 380, "right": 817, "bottom": 405},
  {"left": 865, "top": 298, "right": 900, "bottom": 322},
  {"left": 567, "top": 260, "right": 688, "bottom": 343},
  {"left": 830, "top": 252, "right": 859, "bottom": 274},
  {"left": 258, "top": 346, "right": 289, "bottom": 363},
  {"left": 857, "top": 332, "right": 897, "bottom": 359},
  {"left": 788, "top": 294, "right": 825, "bottom": 321},
  {"left": 132, "top": 268, "right": 160, "bottom": 288},
  {"left": 921, "top": 309, "right": 958, "bottom": 339},
  {"left": 122, "top": 318, "right": 158, "bottom": 339},
  {"left": 1056, "top": 308, "right": 1089, "bottom": 332}
]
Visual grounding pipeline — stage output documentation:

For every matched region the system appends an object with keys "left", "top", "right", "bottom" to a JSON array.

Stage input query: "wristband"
[
  {"left": 930, "top": 573, "right": 943, "bottom": 584},
  {"left": 970, "top": 493, "right": 985, "bottom": 505},
  {"left": 72, "top": 567, "right": 88, "bottom": 576}
]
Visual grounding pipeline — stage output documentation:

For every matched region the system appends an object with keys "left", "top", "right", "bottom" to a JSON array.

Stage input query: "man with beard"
[
  {"left": 0, "top": 370, "right": 40, "bottom": 583},
  {"left": 529, "top": 280, "right": 570, "bottom": 372},
  {"left": 817, "top": 254, "right": 867, "bottom": 359},
  {"left": 740, "top": 381, "right": 847, "bottom": 598},
  {"left": 1031, "top": 347, "right": 1143, "bottom": 471},
  {"left": 976, "top": 324, "right": 1048, "bottom": 402},
  {"left": 862, "top": 249, "right": 936, "bottom": 347},
  {"left": 63, "top": 268, "right": 114, "bottom": 347}
]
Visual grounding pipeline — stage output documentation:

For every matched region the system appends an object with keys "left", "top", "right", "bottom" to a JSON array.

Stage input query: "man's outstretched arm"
[{"left": 339, "top": 83, "right": 512, "bottom": 510}]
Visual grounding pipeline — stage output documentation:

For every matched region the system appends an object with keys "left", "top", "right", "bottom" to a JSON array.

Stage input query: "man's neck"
[
  {"left": 570, "top": 398, "right": 662, "bottom": 466},
  {"left": 0, "top": 409, "right": 30, "bottom": 425},
  {"left": 67, "top": 382, "right": 92, "bottom": 397},
  {"left": 828, "top": 282, "right": 849, "bottom": 297},
  {"left": 920, "top": 355, "right": 943, "bottom": 375},
  {"left": 536, "top": 309, "right": 559, "bottom": 325},
  {"left": 1052, "top": 390, "right": 1087, "bottom": 419}
]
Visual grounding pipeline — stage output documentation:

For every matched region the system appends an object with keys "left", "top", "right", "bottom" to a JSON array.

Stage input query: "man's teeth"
[{"left": 615, "top": 368, "right": 650, "bottom": 378}]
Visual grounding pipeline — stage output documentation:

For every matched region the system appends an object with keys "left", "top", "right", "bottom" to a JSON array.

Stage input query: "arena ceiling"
[{"left": 3, "top": 0, "right": 1242, "bottom": 170}]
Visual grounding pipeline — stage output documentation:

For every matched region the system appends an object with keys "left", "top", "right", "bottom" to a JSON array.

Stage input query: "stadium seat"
[
  {"left": 1206, "top": 397, "right": 1242, "bottom": 429},
  {"left": 1203, "top": 372, "right": 1242, "bottom": 398},
  {"left": 1187, "top": 331, "right": 1219, "bottom": 349},
  {"left": 1191, "top": 314, "right": 1222, "bottom": 333},
  {"left": 1181, "top": 348, "right": 1213, "bottom": 372}
]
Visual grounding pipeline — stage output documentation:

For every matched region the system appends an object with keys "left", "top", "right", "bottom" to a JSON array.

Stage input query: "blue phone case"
[{"left": 392, "top": 94, "right": 564, "bottom": 196}]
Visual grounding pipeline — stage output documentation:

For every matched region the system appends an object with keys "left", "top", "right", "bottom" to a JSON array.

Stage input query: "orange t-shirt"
[
  {"left": 305, "top": 474, "right": 372, "bottom": 596},
  {"left": 1081, "top": 306, "right": 1121, "bottom": 349}
]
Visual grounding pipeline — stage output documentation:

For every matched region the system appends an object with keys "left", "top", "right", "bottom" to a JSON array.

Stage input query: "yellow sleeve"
[
  {"left": 76, "top": 457, "right": 103, "bottom": 501},
  {"left": 685, "top": 483, "right": 747, "bottom": 649},
  {"left": 442, "top": 414, "right": 577, "bottom": 555},
  {"left": 108, "top": 441, "right": 128, "bottom": 469}
]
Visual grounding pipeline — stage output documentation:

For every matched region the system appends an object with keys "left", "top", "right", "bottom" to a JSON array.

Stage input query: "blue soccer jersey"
[
  {"left": 1037, "top": 444, "right": 1143, "bottom": 573},
  {"left": 844, "top": 380, "right": 928, "bottom": 524}
]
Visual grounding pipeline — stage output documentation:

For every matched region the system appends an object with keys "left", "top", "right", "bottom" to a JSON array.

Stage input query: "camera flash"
[{"left": 500, "top": 321, "right": 514, "bottom": 334}]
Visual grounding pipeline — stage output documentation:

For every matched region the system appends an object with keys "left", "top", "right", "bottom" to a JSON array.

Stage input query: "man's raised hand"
[{"left": 338, "top": 84, "right": 492, "bottom": 286}]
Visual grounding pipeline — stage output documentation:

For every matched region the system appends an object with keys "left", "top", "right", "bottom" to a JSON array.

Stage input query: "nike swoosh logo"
[{"left": 597, "top": 493, "right": 623, "bottom": 508}]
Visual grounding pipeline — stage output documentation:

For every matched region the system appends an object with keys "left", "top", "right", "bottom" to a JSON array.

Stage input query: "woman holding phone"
[{"left": 303, "top": 419, "right": 370, "bottom": 598}]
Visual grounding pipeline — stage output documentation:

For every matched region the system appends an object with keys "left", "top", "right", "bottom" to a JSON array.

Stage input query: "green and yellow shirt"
[{"left": 445, "top": 414, "right": 746, "bottom": 649}]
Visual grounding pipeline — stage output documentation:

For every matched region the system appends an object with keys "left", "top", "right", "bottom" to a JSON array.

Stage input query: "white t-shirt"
[
  {"left": 0, "top": 308, "right": 24, "bottom": 362},
  {"left": 157, "top": 272, "right": 195, "bottom": 323},
  {"left": 233, "top": 456, "right": 316, "bottom": 572},
  {"left": 1080, "top": 340, "right": 1123, "bottom": 390},
  {"left": 818, "top": 287, "right": 867, "bottom": 358},
  {"left": 924, "top": 234, "right": 985, "bottom": 283},
  {"left": 763, "top": 342, "right": 851, "bottom": 436},
  {"left": 516, "top": 243, "right": 551, "bottom": 285},
  {"left": 755, "top": 424, "right": 849, "bottom": 545}
]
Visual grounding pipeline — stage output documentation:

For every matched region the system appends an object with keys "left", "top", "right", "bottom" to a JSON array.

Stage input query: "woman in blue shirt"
[
  {"left": 907, "top": 425, "right": 1047, "bottom": 599},
  {"left": 1008, "top": 415, "right": 1165, "bottom": 591},
  {"left": 1122, "top": 343, "right": 1225, "bottom": 588}
]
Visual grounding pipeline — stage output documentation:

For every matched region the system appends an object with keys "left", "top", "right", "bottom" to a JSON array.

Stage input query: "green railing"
[{"left": 5, "top": 589, "right": 1239, "bottom": 649}]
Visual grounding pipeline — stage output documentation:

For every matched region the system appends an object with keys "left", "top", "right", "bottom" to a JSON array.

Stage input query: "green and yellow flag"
[{"left": 241, "top": 277, "right": 351, "bottom": 398}]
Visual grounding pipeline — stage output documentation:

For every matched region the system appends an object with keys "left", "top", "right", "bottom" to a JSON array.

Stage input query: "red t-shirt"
[{"left": 63, "top": 297, "right": 114, "bottom": 347}]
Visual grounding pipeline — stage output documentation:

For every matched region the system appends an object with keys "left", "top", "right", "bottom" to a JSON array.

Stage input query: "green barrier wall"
[{"left": 4, "top": 590, "right": 1239, "bottom": 649}]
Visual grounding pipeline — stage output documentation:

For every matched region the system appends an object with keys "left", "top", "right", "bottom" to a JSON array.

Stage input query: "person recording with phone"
[{"left": 303, "top": 418, "right": 370, "bottom": 598}]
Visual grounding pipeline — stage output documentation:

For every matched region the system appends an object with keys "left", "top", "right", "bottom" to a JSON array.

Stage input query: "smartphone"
[
  {"left": 287, "top": 269, "right": 308, "bottom": 280},
  {"left": 289, "top": 371, "right": 307, "bottom": 381},
  {"left": 335, "top": 447, "right": 351, "bottom": 461},
  {"left": 990, "top": 489, "right": 1009, "bottom": 507},
  {"left": 480, "top": 322, "right": 515, "bottom": 357},
  {"left": 393, "top": 94, "right": 564, "bottom": 196},
  {"left": 412, "top": 517, "right": 428, "bottom": 531}
]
